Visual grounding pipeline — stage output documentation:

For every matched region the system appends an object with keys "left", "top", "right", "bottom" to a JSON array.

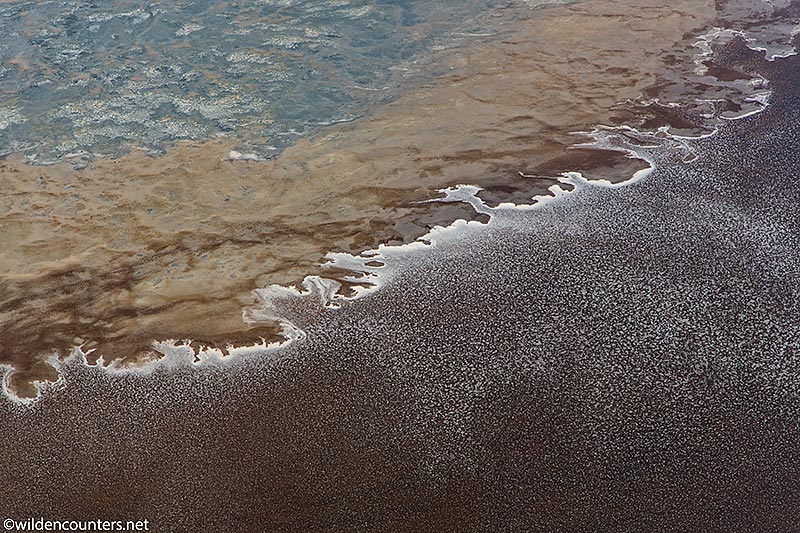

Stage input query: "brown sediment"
[{"left": 1, "top": 0, "right": 772, "bottom": 396}]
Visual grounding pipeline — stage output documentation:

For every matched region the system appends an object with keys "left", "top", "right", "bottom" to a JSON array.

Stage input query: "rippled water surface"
[{"left": 0, "top": 0, "right": 497, "bottom": 160}]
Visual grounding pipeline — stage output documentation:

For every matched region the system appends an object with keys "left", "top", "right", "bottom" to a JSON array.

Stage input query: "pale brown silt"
[{"left": 2, "top": 0, "right": 732, "bottom": 397}]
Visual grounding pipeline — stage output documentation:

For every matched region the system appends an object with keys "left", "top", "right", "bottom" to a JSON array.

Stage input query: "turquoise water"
[{"left": 0, "top": 0, "right": 497, "bottom": 162}]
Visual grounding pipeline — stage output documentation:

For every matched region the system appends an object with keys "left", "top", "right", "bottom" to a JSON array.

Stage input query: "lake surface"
[{"left": 0, "top": 0, "right": 501, "bottom": 161}]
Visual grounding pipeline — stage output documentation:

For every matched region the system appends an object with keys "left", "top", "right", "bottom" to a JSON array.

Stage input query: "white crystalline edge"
[
  {"left": 743, "top": 22, "right": 800, "bottom": 60},
  {"left": 193, "top": 9, "right": 794, "bottom": 370},
  {"left": 2, "top": 17, "right": 795, "bottom": 406},
  {"left": 693, "top": 0, "right": 800, "bottom": 68},
  {"left": 0, "top": 107, "right": 26, "bottom": 130},
  {"left": 1, "top": 355, "right": 65, "bottom": 406},
  {"left": 694, "top": 28, "right": 748, "bottom": 75},
  {"left": 176, "top": 23, "right": 205, "bottom": 37},
  {"left": 226, "top": 150, "right": 265, "bottom": 161}
]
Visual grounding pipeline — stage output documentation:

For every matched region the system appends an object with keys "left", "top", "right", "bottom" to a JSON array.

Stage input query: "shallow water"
[
  {"left": 0, "top": 0, "right": 795, "bottom": 395},
  {"left": 3, "top": 40, "right": 799, "bottom": 532},
  {"left": 2, "top": 0, "right": 800, "bottom": 530},
  {"left": 2, "top": 0, "right": 732, "bottom": 396},
  {"left": 0, "top": 0, "right": 502, "bottom": 161}
]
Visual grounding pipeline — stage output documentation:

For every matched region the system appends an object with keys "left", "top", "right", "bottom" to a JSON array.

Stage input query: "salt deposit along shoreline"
[
  {"left": 2, "top": 17, "right": 799, "bottom": 530},
  {"left": 1, "top": 0, "right": 793, "bottom": 397}
]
